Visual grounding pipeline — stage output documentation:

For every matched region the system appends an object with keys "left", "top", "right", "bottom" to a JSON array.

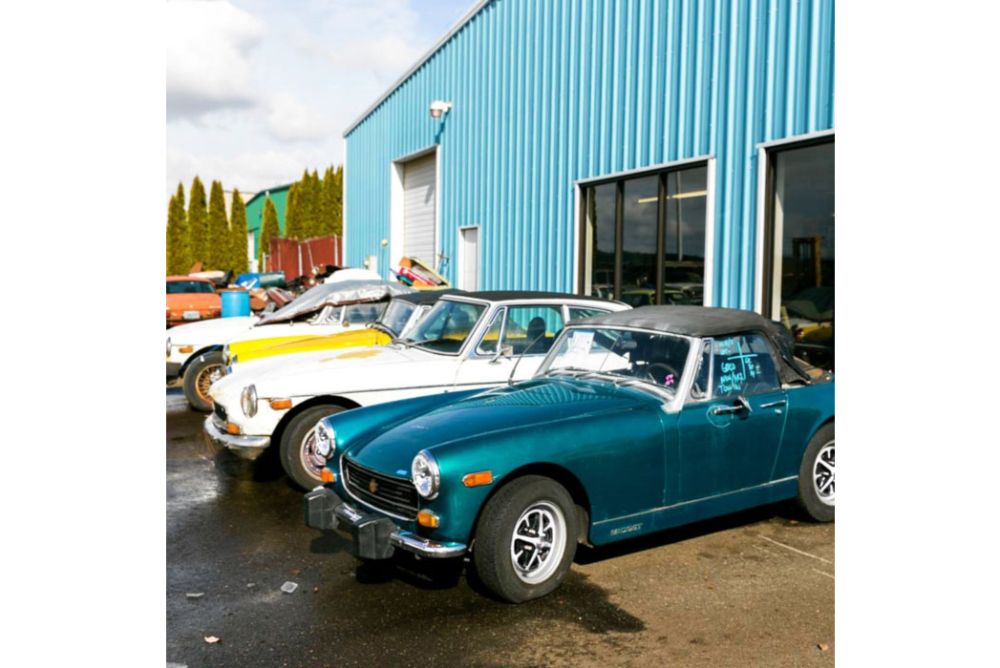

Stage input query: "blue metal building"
[{"left": 344, "top": 0, "right": 834, "bottom": 363}]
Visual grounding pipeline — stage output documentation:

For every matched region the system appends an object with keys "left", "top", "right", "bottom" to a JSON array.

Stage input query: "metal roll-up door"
[{"left": 402, "top": 152, "right": 437, "bottom": 265}]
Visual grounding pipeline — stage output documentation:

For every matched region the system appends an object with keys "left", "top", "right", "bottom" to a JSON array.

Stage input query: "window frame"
[
  {"left": 575, "top": 156, "right": 716, "bottom": 306},
  {"left": 754, "top": 131, "right": 835, "bottom": 319}
]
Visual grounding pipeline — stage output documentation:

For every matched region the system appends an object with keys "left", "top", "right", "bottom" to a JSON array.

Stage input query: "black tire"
[
  {"left": 797, "top": 422, "right": 835, "bottom": 522},
  {"left": 279, "top": 405, "right": 346, "bottom": 490},
  {"left": 182, "top": 351, "right": 226, "bottom": 412},
  {"left": 471, "top": 476, "right": 578, "bottom": 603}
]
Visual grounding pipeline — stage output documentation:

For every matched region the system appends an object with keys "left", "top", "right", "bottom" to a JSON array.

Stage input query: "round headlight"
[
  {"left": 314, "top": 421, "right": 336, "bottom": 459},
  {"left": 411, "top": 450, "right": 440, "bottom": 499},
  {"left": 240, "top": 384, "right": 258, "bottom": 417},
  {"left": 166, "top": 337, "right": 172, "bottom": 357}
]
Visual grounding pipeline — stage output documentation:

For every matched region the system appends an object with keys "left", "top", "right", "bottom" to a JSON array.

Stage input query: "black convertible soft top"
[{"left": 574, "top": 305, "right": 811, "bottom": 385}]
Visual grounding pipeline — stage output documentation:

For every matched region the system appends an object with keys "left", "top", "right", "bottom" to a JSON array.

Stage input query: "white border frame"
[
  {"left": 457, "top": 225, "right": 481, "bottom": 290},
  {"left": 390, "top": 144, "right": 440, "bottom": 274},
  {"left": 752, "top": 130, "right": 835, "bottom": 315},
  {"left": 573, "top": 155, "right": 716, "bottom": 306}
]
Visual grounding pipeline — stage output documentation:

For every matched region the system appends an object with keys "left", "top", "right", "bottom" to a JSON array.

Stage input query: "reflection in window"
[
  {"left": 585, "top": 184, "right": 616, "bottom": 301},
  {"left": 621, "top": 176, "right": 658, "bottom": 291},
  {"left": 664, "top": 167, "right": 707, "bottom": 305},
  {"left": 770, "top": 141, "right": 834, "bottom": 370}
]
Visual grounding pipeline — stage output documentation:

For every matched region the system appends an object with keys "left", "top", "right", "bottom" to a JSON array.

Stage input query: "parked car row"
[{"left": 167, "top": 274, "right": 835, "bottom": 603}]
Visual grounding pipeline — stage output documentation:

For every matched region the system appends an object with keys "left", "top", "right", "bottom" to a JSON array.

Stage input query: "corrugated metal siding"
[{"left": 345, "top": 0, "right": 834, "bottom": 308}]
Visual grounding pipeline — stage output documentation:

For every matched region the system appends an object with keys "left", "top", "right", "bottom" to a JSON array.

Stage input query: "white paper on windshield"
[{"left": 562, "top": 330, "right": 594, "bottom": 367}]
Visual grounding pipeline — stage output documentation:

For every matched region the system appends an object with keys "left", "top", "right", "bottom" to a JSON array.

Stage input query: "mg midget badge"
[{"left": 368, "top": 479, "right": 379, "bottom": 494}]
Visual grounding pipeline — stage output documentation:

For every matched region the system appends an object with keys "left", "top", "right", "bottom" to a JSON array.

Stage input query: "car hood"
[
  {"left": 167, "top": 316, "right": 257, "bottom": 345},
  {"left": 347, "top": 377, "right": 659, "bottom": 475},
  {"left": 210, "top": 343, "right": 449, "bottom": 401},
  {"left": 233, "top": 328, "right": 389, "bottom": 364}
]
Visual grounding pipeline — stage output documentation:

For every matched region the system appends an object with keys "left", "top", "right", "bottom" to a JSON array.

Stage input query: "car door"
[
  {"left": 452, "top": 304, "right": 566, "bottom": 387},
  {"left": 674, "top": 333, "right": 789, "bottom": 503}
]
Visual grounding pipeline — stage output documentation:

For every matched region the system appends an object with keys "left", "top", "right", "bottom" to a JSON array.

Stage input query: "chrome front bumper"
[
  {"left": 304, "top": 486, "right": 467, "bottom": 560},
  {"left": 203, "top": 416, "right": 270, "bottom": 461}
]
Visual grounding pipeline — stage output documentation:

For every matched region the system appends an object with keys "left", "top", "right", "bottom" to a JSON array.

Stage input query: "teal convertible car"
[{"left": 305, "top": 306, "right": 835, "bottom": 602}]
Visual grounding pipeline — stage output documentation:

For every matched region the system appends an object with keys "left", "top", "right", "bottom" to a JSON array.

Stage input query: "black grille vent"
[
  {"left": 343, "top": 458, "right": 418, "bottom": 520},
  {"left": 213, "top": 402, "right": 227, "bottom": 424}
]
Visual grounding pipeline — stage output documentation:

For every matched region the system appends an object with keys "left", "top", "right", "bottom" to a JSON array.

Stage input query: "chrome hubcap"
[
  {"left": 196, "top": 364, "right": 224, "bottom": 401},
  {"left": 299, "top": 426, "right": 325, "bottom": 480},
  {"left": 813, "top": 441, "right": 835, "bottom": 505},
  {"left": 510, "top": 501, "right": 566, "bottom": 584}
]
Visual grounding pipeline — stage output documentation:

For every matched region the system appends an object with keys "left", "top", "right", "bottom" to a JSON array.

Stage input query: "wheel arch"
[
  {"left": 472, "top": 462, "right": 593, "bottom": 548},
  {"left": 272, "top": 395, "right": 363, "bottom": 450},
  {"left": 178, "top": 344, "right": 223, "bottom": 377}
]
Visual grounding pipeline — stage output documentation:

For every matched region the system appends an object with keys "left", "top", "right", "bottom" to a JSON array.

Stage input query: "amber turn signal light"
[
  {"left": 320, "top": 469, "right": 335, "bottom": 483},
  {"left": 417, "top": 510, "right": 440, "bottom": 528},
  {"left": 269, "top": 398, "right": 293, "bottom": 410},
  {"left": 179, "top": 345, "right": 194, "bottom": 353},
  {"left": 462, "top": 471, "right": 494, "bottom": 487},
  {"left": 225, "top": 422, "right": 241, "bottom": 435}
]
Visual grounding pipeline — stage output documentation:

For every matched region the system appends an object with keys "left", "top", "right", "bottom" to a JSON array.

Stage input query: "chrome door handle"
[
  {"left": 710, "top": 396, "right": 752, "bottom": 416},
  {"left": 760, "top": 400, "right": 787, "bottom": 409}
]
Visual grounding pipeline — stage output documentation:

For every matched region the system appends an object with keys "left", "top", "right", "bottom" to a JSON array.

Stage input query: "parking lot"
[{"left": 167, "top": 390, "right": 834, "bottom": 667}]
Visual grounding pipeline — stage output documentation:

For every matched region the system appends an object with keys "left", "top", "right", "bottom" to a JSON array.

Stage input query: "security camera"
[{"left": 429, "top": 100, "right": 453, "bottom": 118}]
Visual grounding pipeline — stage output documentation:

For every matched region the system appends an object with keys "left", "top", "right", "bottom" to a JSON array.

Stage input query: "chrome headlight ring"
[
  {"left": 240, "top": 384, "right": 258, "bottom": 417},
  {"left": 166, "top": 337, "right": 172, "bottom": 357},
  {"left": 314, "top": 420, "right": 336, "bottom": 459},
  {"left": 411, "top": 449, "right": 440, "bottom": 499}
]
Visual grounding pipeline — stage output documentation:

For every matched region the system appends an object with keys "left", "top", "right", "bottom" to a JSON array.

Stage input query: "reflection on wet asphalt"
[{"left": 167, "top": 390, "right": 834, "bottom": 667}]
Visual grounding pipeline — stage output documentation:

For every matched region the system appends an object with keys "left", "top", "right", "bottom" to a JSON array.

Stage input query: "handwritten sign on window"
[{"left": 714, "top": 336, "right": 762, "bottom": 396}]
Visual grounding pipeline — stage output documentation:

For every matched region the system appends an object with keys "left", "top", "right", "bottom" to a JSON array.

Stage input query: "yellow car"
[{"left": 226, "top": 291, "right": 454, "bottom": 366}]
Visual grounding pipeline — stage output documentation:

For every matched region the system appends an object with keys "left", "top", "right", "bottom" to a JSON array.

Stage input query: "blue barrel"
[{"left": 220, "top": 290, "right": 251, "bottom": 318}]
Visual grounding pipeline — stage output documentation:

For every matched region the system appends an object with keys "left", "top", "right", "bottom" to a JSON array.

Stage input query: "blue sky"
[{"left": 166, "top": 0, "right": 472, "bottom": 200}]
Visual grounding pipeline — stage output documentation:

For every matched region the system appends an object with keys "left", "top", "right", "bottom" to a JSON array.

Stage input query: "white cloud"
[
  {"left": 166, "top": 0, "right": 266, "bottom": 120},
  {"left": 264, "top": 93, "right": 333, "bottom": 142},
  {"left": 166, "top": 0, "right": 472, "bottom": 200}
]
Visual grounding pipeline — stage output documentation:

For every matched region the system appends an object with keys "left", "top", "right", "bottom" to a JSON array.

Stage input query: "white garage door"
[{"left": 402, "top": 152, "right": 437, "bottom": 265}]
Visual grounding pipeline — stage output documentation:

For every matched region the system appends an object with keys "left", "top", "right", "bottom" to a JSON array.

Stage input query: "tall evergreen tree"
[
  {"left": 321, "top": 166, "right": 343, "bottom": 236},
  {"left": 206, "top": 180, "right": 229, "bottom": 270},
  {"left": 166, "top": 182, "right": 191, "bottom": 274},
  {"left": 229, "top": 189, "right": 249, "bottom": 273},
  {"left": 297, "top": 169, "right": 316, "bottom": 238},
  {"left": 259, "top": 197, "right": 280, "bottom": 268},
  {"left": 284, "top": 182, "right": 302, "bottom": 240},
  {"left": 187, "top": 176, "right": 209, "bottom": 269}
]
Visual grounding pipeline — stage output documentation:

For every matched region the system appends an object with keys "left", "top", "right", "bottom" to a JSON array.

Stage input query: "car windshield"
[
  {"left": 539, "top": 326, "right": 692, "bottom": 396},
  {"left": 344, "top": 301, "right": 388, "bottom": 325},
  {"left": 376, "top": 300, "right": 417, "bottom": 336},
  {"left": 167, "top": 280, "right": 214, "bottom": 294},
  {"left": 401, "top": 299, "right": 486, "bottom": 354}
]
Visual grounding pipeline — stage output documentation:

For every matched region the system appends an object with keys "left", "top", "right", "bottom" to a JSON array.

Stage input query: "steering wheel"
[{"left": 645, "top": 362, "right": 680, "bottom": 387}]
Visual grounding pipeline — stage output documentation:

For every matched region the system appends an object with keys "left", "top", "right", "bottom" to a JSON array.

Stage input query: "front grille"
[{"left": 343, "top": 458, "right": 418, "bottom": 520}]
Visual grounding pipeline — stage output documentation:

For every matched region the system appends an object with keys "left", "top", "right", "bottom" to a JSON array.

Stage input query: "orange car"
[{"left": 167, "top": 276, "right": 221, "bottom": 327}]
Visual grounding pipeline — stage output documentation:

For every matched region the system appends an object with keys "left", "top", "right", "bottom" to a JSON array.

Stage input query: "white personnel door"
[
  {"left": 402, "top": 153, "right": 437, "bottom": 266},
  {"left": 460, "top": 227, "right": 479, "bottom": 290}
]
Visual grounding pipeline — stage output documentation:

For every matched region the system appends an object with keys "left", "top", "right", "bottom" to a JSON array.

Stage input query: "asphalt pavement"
[{"left": 167, "top": 389, "right": 834, "bottom": 667}]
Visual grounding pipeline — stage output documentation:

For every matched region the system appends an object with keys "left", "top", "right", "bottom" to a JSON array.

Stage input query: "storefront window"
[
  {"left": 768, "top": 139, "right": 834, "bottom": 370},
  {"left": 582, "top": 163, "right": 708, "bottom": 305}
]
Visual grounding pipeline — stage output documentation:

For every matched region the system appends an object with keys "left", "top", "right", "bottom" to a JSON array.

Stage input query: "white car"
[
  {"left": 205, "top": 292, "right": 630, "bottom": 489},
  {"left": 167, "top": 279, "right": 411, "bottom": 411}
]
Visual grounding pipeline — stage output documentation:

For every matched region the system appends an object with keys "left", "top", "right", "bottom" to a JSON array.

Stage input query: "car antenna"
[{"left": 506, "top": 331, "right": 549, "bottom": 386}]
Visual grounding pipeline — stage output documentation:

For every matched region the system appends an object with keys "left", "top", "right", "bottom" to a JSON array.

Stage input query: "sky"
[{"left": 166, "top": 0, "right": 473, "bottom": 201}]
